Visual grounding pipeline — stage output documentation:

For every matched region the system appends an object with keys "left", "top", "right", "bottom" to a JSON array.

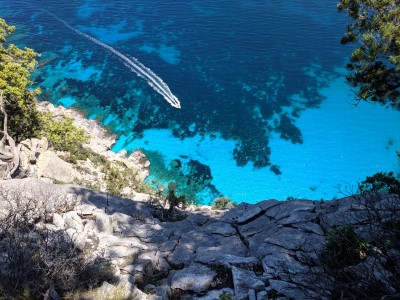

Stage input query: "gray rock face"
[
  {"left": 189, "top": 288, "right": 235, "bottom": 300},
  {"left": 239, "top": 214, "right": 272, "bottom": 238},
  {"left": 265, "top": 200, "right": 315, "bottom": 221},
  {"left": 64, "top": 211, "right": 84, "bottom": 232},
  {"left": 121, "top": 259, "right": 154, "bottom": 285},
  {"left": 159, "top": 240, "right": 178, "bottom": 252},
  {"left": 100, "top": 234, "right": 146, "bottom": 250},
  {"left": 261, "top": 227, "right": 324, "bottom": 251},
  {"left": 37, "top": 150, "right": 80, "bottom": 183},
  {"left": 256, "top": 291, "right": 268, "bottom": 300},
  {"left": 171, "top": 263, "right": 217, "bottom": 293},
  {"left": 167, "top": 244, "right": 195, "bottom": 268},
  {"left": 267, "top": 279, "right": 316, "bottom": 300},
  {"left": 1, "top": 178, "right": 398, "bottom": 300},
  {"left": 52, "top": 213, "right": 65, "bottom": 229},
  {"left": 203, "top": 221, "right": 237, "bottom": 236},
  {"left": 222, "top": 202, "right": 264, "bottom": 224},
  {"left": 262, "top": 250, "right": 308, "bottom": 282},
  {"left": 95, "top": 211, "right": 114, "bottom": 234},
  {"left": 195, "top": 246, "right": 260, "bottom": 270},
  {"left": 76, "top": 203, "right": 96, "bottom": 216},
  {"left": 232, "top": 267, "right": 265, "bottom": 298}
]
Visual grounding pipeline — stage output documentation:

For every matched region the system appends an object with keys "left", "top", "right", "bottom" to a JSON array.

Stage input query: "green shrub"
[
  {"left": 0, "top": 18, "right": 42, "bottom": 143},
  {"left": 150, "top": 182, "right": 187, "bottom": 222},
  {"left": 102, "top": 161, "right": 155, "bottom": 197},
  {"left": 358, "top": 172, "right": 400, "bottom": 195},
  {"left": 53, "top": 179, "right": 66, "bottom": 185},
  {"left": 212, "top": 197, "right": 237, "bottom": 210},
  {"left": 104, "top": 162, "right": 131, "bottom": 196},
  {"left": 219, "top": 291, "right": 233, "bottom": 300},
  {"left": 39, "top": 112, "right": 88, "bottom": 152},
  {"left": 166, "top": 182, "right": 187, "bottom": 213},
  {"left": 320, "top": 226, "right": 370, "bottom": 270}
]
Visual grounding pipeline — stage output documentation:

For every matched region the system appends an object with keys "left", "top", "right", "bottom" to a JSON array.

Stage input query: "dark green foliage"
[
  {"left": 0, "top": 18, "right": 42, "bottom": 141},
  {"left": 382, "top": 219, "right": 400, "bottom": 249},
  {"left": 212, "top": 197, "right": 237, "bottom": 210},
  {"left": 337, "top": 0, "right": 400, "bottom": 107},
  {"left": 320, "top": 226, "right": 370, "bottom": 270},
  {"left": 6, "top": 93, "right": 42, "bottom": 142},
  {"left": 358, "top": 172, "right": 400, "bottom": 195},
  {"left": 318, "top": 217, "right": 400, "bottom": 298},
  {"left": 151, "top": 182, "right": 187, "bottom": 222},
  {"left": 166, "top": 182, "right": 187, "bottom": 214}
]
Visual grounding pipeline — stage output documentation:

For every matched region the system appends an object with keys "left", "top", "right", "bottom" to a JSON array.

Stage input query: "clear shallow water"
[{"left": 1, "top": 0, "right": 399, "bottom": 204}]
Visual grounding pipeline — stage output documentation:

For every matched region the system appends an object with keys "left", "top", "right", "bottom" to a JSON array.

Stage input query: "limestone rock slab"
[
  {"left": 265, "top": 201, "right": 315, "bottom": 221},
  {"left": 171, "top": 263, "right": 217, "bottom": 293},
  {"left": 195, "top": 246, "right": 261, "bottom": 270},
  {"left": 167, "top": 244, "right": 195, "bottom": 268},
  {"left": 232, "top": 267, "right": 265, "bottom": 298},
  {"left": 37, "top": 150, "right": 80, "bottom": 183},
  {"left": 203, "top": 221, "right": 237, "bottom": 236}
]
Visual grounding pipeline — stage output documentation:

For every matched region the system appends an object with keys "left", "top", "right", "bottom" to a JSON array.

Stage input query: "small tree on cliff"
[
  {"left": 337, "top": 0, "right": 400, "bottom": 107},
  {"left": 0, "top": 18, "right": 41, "bottom": 141}
]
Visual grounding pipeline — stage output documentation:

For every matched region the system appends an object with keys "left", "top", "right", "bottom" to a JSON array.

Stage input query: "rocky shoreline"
[
  {"left": 0, "top": 102, "right": 398, "bottom": 299},
  {"left": 16, "top": 101, "right": 151, "bottom": 198}
]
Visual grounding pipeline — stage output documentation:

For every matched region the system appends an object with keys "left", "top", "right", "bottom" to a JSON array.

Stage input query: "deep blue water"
[{"left": 1, "top": 0, "right": 399, "bottom": 204}]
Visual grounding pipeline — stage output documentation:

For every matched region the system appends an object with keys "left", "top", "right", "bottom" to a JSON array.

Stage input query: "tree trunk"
[{"left": 0, "top": 91, "right": 20, "bottom": 179}]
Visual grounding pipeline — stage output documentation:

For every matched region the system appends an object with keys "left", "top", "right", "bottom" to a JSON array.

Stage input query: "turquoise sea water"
[{"left": 1, "top": 0, "right": 399, "bottom": 204}]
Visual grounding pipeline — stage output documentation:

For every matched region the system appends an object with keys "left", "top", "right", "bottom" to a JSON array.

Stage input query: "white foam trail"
[{"left": 45, "top": 11, "right": 181, "bottom": 108}]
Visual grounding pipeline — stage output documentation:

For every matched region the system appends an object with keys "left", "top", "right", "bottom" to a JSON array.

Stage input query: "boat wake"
[{"left": 45, "top": 10, "right": 181, "bottom": 108}]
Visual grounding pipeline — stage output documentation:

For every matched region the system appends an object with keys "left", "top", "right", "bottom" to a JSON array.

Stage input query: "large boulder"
[{"left": 37, "top": 150, "right": 80, "bottom": 183}]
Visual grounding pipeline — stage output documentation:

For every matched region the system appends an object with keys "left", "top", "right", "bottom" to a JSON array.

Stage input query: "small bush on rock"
[
  {"left": 39, "top": 112, "right": 88, "bottom": 153},
  {"left": 103, "top": 161, "right": 155, "bottom": 197},
  {"left": 150, "top": 182, "right": 187, "bottom": 222},
  {"left": 212, "top": 197, "right": 237, "bottom": 210},
  {"left": 316, "top": 190, "right": 400, "bottom": 299},
  {"left": 219, "top": 290, "right": 233, "bottom": 300},
  {"left": 320, "top": 226, "right": 370, "bottom": 270}
]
